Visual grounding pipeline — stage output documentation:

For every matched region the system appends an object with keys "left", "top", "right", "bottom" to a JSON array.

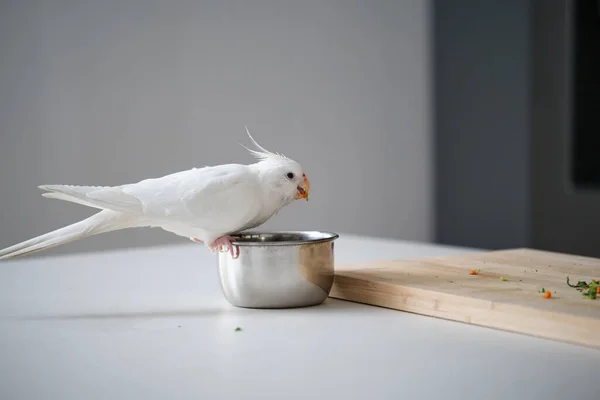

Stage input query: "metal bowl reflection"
[{"left": 216, "top": 231, "right": 339, "bottom": 309}]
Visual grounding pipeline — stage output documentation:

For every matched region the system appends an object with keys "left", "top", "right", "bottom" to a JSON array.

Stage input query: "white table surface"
[{"left": 1, "top": 233, "right": 599, "bottom": 400}]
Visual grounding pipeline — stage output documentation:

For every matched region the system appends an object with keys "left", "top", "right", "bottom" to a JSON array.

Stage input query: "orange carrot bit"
[
  {"left": 596, "top": 287, "right": 600, "bottom": 294},
  {"left": 469, "top": 269, "right": 478, "bottom": 275},
  {"left": 543, "top": 291, "right": 552, "bottom": 299}
]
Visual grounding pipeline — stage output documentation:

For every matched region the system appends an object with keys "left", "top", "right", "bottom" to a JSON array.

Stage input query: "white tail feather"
[
  {"left": 38, "top": 184, "right": 141, "bottom": 215},
  {"left": 0, "top": 210, "right": 137, "bottom": 260},
  {"left": 41, "top": 192, "right": 107, "bottom": 210},
  {"left": 39, "top": 184, "right": 112, "bottom": 209}
]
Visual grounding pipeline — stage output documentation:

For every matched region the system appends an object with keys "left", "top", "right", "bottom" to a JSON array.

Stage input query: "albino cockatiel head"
[{"left": 242, "top": 127, "right": 310, "bottom": 205}]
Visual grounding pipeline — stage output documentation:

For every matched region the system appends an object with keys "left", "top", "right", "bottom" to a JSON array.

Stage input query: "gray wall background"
[{"left": 0, "top": 0, "right": 433, "bottom": 257}]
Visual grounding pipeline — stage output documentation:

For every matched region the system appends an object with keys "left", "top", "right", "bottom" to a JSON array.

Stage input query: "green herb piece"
[
  {"left": 566, "top": 276, "right": 599, "bottom": 299},
  {"left": 500, "top": 276, "right": 508, "bottom": 281},
  {"left": 539, "top": 288, "right": 545, "bottom": 293},
  {"left": 235, "top": 327, "right": 242, "bottom": 332},
  {"left": 582, "top": 282, "right": 598, "bottom": 300},
  {"left": 566, "top": 276, "right": 588, "bottom": 288}
]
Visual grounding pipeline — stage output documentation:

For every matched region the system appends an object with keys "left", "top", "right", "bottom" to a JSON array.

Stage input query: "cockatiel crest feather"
[{"left": 240, "top": 126, "right": 291, "bottom": 163}]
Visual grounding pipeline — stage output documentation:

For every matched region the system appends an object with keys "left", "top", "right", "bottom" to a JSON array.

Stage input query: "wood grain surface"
[{"left": 330, "top": 248, "right": 600, "bottom": 349}]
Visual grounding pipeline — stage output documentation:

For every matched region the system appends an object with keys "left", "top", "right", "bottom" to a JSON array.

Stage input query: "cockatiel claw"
[{"left": 209, "top": 236, "right": 239, "bottom": 259}]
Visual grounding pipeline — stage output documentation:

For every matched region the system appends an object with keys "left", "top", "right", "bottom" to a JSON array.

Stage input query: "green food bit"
[
  {"left": 566, "top": 276, "right": 599, "bottom": 299},
  {"left": 582, "top": 282, "right": 598, "bottom": 300},
  {"left": 566, "top": 276, "right": 588, "bottom": 288},
  {"left": 539, "top": 288, "right": 545, "bottom": 293},
  {"left": 235, "top": 327, "right": 242, "bottom": 332},
  {"left": 500, "top": 276, "right": 508, "bottom": 281}
]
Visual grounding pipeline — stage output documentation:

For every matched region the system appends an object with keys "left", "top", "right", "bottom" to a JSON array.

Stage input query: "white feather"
[{"left": 0, "top": 210, "right": 137, "bottom": 260}]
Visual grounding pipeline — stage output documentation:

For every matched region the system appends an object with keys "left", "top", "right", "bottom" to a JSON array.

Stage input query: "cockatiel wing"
[{"left": 39, "top": 164, "right": 264, "bottom": 233}]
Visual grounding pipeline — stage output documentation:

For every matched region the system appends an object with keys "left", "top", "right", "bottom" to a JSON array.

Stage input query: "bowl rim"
[{"left": 229, "top": 230, "right": 339, "bottom": 246}]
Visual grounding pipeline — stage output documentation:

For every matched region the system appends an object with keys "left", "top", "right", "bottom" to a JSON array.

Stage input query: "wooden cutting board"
[{"left": 329, "top": 248, "right": 600, "bottom": 349}]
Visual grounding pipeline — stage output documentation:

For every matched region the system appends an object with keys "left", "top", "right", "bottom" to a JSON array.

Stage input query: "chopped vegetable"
[
  {"left": 566, "top": 276, "right": 599, "bottom": 299},
  {"left": 500, "top": 276, "right": 508, "bottom": 281},
  {"left": 235, "top": 327, "right": 242, "bottom": 332},
  {"left": 543, "top": 291, "right": 552, "bottom": 299},
  {"left": 469, "top": 269, "right": 479, "bottom": 275},
  {"left": 539, "top": 288, "right": 545, "bottom": 293},
  {"left": 566, "top": 276, "right": 588, "bottom": 288},
  {"left": 582, "top": 285, "right": 598, "bottom": 300}
]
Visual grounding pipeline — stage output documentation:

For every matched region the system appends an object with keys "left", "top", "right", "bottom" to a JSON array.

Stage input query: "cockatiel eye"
[{"left": 286, "top": 172, "right": 294, "bottom": 179}]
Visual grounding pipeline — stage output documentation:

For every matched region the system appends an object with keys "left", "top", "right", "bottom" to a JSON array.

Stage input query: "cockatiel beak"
[{"left": 295, "top": 175, "right": 310, "bottom": 201}]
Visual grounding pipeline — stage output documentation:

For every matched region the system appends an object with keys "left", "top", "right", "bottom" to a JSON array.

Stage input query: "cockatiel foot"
[
  {"left": 191, "top": 236, "right": 238, "bottom": 259},
  {"left": 208, "top": 235, "right": 239, "bottom": 259}
]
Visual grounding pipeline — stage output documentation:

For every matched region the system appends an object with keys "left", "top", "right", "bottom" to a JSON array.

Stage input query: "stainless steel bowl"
[{"left": 216, "top": 231, "right": 339, "bottom": 308}]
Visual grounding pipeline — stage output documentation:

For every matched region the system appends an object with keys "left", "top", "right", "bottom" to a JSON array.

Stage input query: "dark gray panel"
[
  {"left": 531, "top": 0, "right": 600, "bottom": 257},
  {"left": 433, "top": 0, "right": 532, "bottom": 249}
]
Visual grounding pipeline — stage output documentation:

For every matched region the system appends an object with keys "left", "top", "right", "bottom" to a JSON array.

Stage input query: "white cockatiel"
[{"left": 0, "top": 128, "right": 310, "bottom": 261}]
